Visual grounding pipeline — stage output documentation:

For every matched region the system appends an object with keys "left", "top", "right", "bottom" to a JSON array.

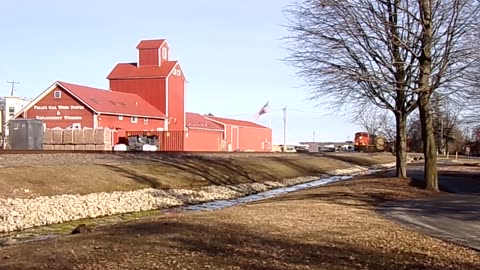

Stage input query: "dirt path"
[{"left": 0, "top": 173, "right": 478, "bottom": 270}]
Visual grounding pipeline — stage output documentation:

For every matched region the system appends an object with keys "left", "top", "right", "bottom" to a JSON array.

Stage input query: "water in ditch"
[{"left": 0, "top": 169, "right": 379, "bottom": 247}]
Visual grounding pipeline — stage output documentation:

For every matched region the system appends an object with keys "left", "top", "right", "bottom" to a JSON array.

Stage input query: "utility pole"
[
  {"left": 313, "top": 130, "right": 315, "bottom": 142},
  {"left": 6, "top": 81, "right": 20, "bottom": 96},
  {"left": 283, "top": 106, "right": 287, "bottom": 152}
]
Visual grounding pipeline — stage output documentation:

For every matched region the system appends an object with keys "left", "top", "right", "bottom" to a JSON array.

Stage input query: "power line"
[
  {"left": 288, "top": 108, "right": 326, "bottom": 114},
  {"left": 6, "top": 80, "right": 20, "bottom": 96}
]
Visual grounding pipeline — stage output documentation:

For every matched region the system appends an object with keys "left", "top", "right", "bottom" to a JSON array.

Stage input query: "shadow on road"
[{"left": 378, "top": 164, "right": 480, "bottom": 251}]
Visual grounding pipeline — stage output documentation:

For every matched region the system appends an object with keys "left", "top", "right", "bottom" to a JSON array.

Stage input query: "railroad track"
[{"left": 0, "top": 150, "right": 313, "bottom": 155}]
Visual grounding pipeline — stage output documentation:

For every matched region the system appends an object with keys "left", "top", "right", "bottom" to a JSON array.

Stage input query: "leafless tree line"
[{"left": 284, "top": 0, "right": 480, "bottom": 191}]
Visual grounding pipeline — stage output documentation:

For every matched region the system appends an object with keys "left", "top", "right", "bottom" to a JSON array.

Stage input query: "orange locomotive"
[{"left": 354, "top": 132, "right": 386, "bottom": 152}]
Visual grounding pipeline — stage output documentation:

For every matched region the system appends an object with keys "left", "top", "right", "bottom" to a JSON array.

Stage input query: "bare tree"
[
  {"left": 355, "top": 108, "right": 396, "bottom": 143},
  {"left": 416, "top": 0, "right": 479, "bottom": 191},
  {"left": 431, "top": 93, "right": 465, "bottom": 154},
  {"left": 284, "top": 0, "right": 423, "bottom": 178},
  {"left": 285, "top": 0, "right": 480, "bottom": 190}
]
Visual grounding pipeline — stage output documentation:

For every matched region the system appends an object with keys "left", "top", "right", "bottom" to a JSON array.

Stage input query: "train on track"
[{"left": 353, "top": 132, "right": 387, "bottom": 152}]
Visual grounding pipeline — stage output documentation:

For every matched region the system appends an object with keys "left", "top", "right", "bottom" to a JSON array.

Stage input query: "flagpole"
[{"left": 283, "top": 105, "right": 287, "bottom": 152}]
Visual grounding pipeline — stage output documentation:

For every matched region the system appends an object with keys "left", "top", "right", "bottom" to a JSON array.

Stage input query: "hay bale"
[
  {"left": 43, "top": 130, "right": 54, "bottom": 144},
  {"left": 64, "top": 145, "right": 75, "bottom": 151},
  {"left": 54, "top": 145, "right": 65, "bottom": 150},
  {"left": 85, "top": 144, "right": 96, "bottom": 151},
  {"left": 94, "top": 128, "right": 112, "bottom": 145},
  {"left": 63, "top": 130, "right": 74, "bottom": 144},
  {"left": 84, "top": 129, "right": 95, "bottom": 144},
  {"left": 74, "top": 145, "right": 85, "bottom": 151},
  {"left": 52, "top": 130, "right": 63, "bottom": 145},
  {"left": 95, "top": 144, "right": 112, "bottom": 151},
  {"left": 42, "top": 144, "right": 54, "bottom": 150},
  {"left": 73, "top": 129, "right": 85, "bottom": 144}
]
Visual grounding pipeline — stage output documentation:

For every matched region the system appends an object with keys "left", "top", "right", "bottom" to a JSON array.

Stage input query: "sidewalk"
[{"left": 377, "top": 165, "right": 480, "bottom": 251}]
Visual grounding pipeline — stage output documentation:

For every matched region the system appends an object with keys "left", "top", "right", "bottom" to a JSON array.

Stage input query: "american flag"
[{"left": 253, "top": 101, "right": 270, "bottom": 120}]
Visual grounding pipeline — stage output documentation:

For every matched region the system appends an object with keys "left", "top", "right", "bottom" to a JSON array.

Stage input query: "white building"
[{"left": 0, "top": 96, "right": 33, "bottom": 139}]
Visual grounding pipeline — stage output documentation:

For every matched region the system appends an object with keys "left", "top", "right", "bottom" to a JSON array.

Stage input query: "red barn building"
[
  {"left": 14, "top": 81, "right": 166, "bottom": 137},
  {"left": 107, "top": 39, "right": 185, "bottom": 132},
  {"left": 13, "top": 39, "right": 272, "bottom": 152}
]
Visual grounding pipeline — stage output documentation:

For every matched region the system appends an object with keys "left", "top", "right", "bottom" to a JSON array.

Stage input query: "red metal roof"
[
  {"left": 136, "top": 39, "right": 166, "bottom": 49},
  {"left": 107, "top": 61, "right": 178, "bottom": 79},
  {"left": 186, "top": 113, "right": 224, "bottom": 130},
  {"left": 205, "top": 116, "right": 269, "bottom": 129},
  {"left": 57, "top": 81, "right": 166, "bottom": 118}
]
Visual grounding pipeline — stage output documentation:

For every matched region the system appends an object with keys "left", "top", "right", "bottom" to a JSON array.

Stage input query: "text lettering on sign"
[
  {"left": 34, "top": 105, "right": 85, "bottom": 110},
  {"left": 35, "top": 116, "right": 83, "bottom": 120}
]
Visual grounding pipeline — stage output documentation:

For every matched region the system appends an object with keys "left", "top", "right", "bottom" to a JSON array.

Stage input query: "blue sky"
[{"left": 0, "top": 0, "right": 362, "bottom": 142}]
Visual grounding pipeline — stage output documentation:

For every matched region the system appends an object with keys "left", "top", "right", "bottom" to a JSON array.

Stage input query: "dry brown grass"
[
  {"left": 0, "top": 152, "right": 395, "bottom": 199},
  {"left": 0, "top": 172, "right": 478, "bottom": 270}
]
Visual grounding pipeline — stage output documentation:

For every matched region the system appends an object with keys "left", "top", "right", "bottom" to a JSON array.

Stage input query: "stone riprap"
[{"left": 0, "top": 165, "right": 382, "bottom": 233}]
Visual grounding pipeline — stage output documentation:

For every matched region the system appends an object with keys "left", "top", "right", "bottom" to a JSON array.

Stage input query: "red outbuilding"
[
  {"left": 12, "top": 39, "right": 272, "bottom": 152},
  {"left": 204, "top": 116, "right": 272, "bottom": 151},
  {"left": 184, "top": 113, "right": 224, "bottom": 151},
  {"left": 14, "top": 81, "right": 166, "bottom": 137}
]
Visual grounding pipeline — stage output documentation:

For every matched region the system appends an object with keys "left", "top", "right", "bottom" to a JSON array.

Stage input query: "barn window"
[
  {"left": 162, "top": 48, "right": 168, "bottom": 59},
  {"left": 118, "top": 115, "right": 123, "bottom": 120},
  {"left": 54, "top": 91, "right": 61, "bottom": 99},
  {"left": 8, "top": 107, "right": 15, "bottom": 116},
  {"left": 131, "top": 116, "right": 138, "bottom": 123},
  {"left": 144, "top": 118, "right": 149, "bottom": 125},
  {"left": 177, "top": 69, "right": 181, "bottom": 76}
]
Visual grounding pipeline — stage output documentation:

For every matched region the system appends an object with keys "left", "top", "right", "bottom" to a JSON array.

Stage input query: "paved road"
[{"left": 378, "top": 164, "right": 480, "bottom": 251}]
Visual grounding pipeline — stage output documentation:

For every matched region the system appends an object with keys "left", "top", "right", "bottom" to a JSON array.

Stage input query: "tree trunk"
[
  {"left": 417, "top": 0, "right": 439, "bottom": 192},
  {"left": 395, "top": 112, "right": 408, "bottom": 178},
  {"left": 418, "top": 93, "right": 439, "bottom": 191}
]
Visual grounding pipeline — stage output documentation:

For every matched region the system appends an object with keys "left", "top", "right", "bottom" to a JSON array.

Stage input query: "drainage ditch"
[{"left": 0, "top": 168, "right": 382, "bottom": 247}]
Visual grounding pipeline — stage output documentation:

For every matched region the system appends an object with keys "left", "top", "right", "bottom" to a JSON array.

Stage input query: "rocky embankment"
[{"left": 0, "top": 163, "right": 395, "bottom": 233}]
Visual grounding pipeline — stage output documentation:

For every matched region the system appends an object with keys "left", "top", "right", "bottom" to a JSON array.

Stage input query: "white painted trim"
[
  {"left": 93, "top": 113, "right": 99, "bottom": 128},
  {"left": 164, "top": 118, "right": 168, "bottom": 131},
  {"left": 162, "top": 47, "right": 167, "bottom": 60},
  {"left": 57, "top": 82, "right": 98, "bottom": 112},
  {"left": 166, "top": 62, "right": 179, "bottom": 77},
  {"left": 9, "top": 81, "right": 58, "bottom": 121},
  {"left": 166, "top": 62, "right": 187, "bottom": 81}
]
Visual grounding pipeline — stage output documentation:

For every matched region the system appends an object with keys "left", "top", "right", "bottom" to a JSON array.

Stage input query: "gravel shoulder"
[
  {"left": 0, "top": 171, "right": 478, "bottom": 270},
  {"left": 0, "top": 152, "right": 395, "bottom": 199}
]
